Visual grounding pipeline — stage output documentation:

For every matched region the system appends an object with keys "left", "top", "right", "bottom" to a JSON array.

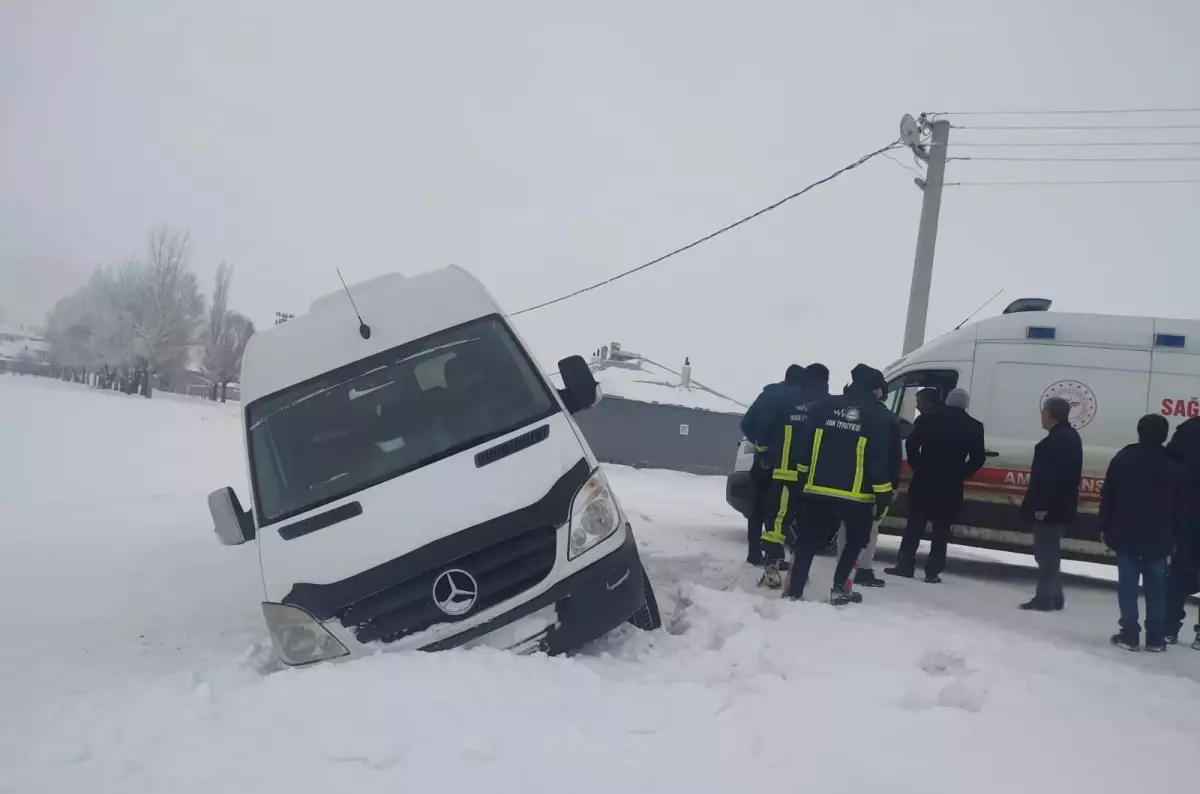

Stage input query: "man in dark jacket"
[
  {"left": 785, "top": 364, "right": 895, "bottom": 605},
  {"left": 740, "top": 364, "right": 805, "bottom": 565},
  {"left": 887, "top": 387, "right": 987, "bottom": 583},
  {"left": 757, "top": 364, "right": 830, "bottom": 586},
  {"left": 842, "top": 389, "right": 904, "bottom": 588},
  {"left": 1100, "top": 414, "right": 1187, "bottom": 652},
  {"left": 1165, "top": 416, "right": 1200, "bottom": 649},
  {"left": 1020, "top": 396, "right": 1083, "bottom": 611}
]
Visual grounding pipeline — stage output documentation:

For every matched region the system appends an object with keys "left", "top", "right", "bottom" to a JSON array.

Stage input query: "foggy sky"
[{"left": 2, "top": 0, "right": 1198, "bottom": 400}]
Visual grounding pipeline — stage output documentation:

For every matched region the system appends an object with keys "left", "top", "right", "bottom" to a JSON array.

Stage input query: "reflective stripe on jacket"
[{"left": 795, "top": 387, "right": 894, "bottom": 503}]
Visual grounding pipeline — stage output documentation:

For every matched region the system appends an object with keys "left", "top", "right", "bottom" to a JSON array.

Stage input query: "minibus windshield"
[{"left": 246, "top": 316, "right": 557, "bottom": 524}]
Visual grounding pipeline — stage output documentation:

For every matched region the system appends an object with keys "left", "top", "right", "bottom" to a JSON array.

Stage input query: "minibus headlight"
[
  {"left": 262, "top": 603, "right": 349, "bottom": 666},
  {"left": 567, "top": 470, "right": 621, "bottom": 560}
]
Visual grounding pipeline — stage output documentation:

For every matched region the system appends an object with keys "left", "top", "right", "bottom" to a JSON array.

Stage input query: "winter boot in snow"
[
  {"left": 1145, "top": 637, "right": 1168, "bottom": 653},
  {"left": 1164, "top": 634, "right": 1178, "bottom": 645},
  {"left": 884, "top": 563, "right": 915, "bottom": 579},
  {"left": 830, "top": 586, "right": 854, "bottom": 606},
  {"left": 1110, "top": 632, "right": 1140, "bottom": 652},
  {"left": 924, "top": 573, "right": 943, "bottom": 584},
  {"left": 854, "top": 569, "right": 886, "bottom": 588},
  {"left": 758, "top": 562, "right": 783, "bottom": 590}
]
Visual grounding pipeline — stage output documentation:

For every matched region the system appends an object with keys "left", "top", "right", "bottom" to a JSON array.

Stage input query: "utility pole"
[{"left": 900, "top": 115, "right": 951, "bottom": 355}]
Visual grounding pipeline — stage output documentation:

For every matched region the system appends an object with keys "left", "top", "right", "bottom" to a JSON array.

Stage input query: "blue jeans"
[{"left": 1116, "top": 554, "right": 1168, "bottom": 641}]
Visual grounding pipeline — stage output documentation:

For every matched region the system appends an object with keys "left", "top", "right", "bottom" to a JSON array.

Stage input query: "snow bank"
[{"left": 3, "top": 375, "right": 1199, "bottom": 794}]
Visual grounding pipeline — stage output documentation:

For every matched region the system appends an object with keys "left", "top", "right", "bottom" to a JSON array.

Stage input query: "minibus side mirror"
[
  {"left": 208, "top": 487, "right": 256, "bottom": 545},
  {"left": 557, "top": 354, "right": 599, "bottom": 414}
]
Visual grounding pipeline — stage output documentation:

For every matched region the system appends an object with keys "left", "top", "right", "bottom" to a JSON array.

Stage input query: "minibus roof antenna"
[
  {"left": 336, "top": 268, "right": 372, "bottom": 339},
  {"left": 954, "top": 288, "right": 1004, "bottom": 331}
]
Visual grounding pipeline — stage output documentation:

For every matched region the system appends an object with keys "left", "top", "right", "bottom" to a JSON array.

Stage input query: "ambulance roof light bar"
[{"left": 1003, "top": 298, "right": 1053, "bottom": 315}]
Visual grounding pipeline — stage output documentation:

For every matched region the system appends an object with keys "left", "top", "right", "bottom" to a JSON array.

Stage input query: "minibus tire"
[{"left": 627, "top": 569, "right": 662, "bottom": 631}]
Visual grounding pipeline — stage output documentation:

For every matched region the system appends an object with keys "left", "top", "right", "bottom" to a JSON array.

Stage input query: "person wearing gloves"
[
  {"left": 784, "top": 364, "right": 895, "bottom": 605},
  {"left": 740, "top": 364, "right": 806, "bottom": 565}
]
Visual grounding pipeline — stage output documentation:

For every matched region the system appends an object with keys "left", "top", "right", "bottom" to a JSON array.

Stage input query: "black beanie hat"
[{"left": 850, "top": 364, "right": 887, "bottom": 395}]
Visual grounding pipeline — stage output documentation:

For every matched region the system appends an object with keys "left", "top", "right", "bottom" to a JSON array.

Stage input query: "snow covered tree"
[
  {"left": 127, "top": 225, "right": 206, "bottom": 398},
  {"left": 203, "top": 262, "right": 255, "bottom": 401}
]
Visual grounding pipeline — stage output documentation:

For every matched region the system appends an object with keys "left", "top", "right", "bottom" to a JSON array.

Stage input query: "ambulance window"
[{"left": 885, "top": 370, "right": 960, "bottom": 423}]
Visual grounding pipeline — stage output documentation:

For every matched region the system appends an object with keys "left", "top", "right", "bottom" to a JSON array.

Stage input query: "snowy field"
[{"left": 2, "top": 375, "right": 1198, "bottom": 794}]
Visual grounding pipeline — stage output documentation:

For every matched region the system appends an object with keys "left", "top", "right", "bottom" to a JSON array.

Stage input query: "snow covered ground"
[{"left": 2, "top": 374, "right": 1198, "bottom": 794}]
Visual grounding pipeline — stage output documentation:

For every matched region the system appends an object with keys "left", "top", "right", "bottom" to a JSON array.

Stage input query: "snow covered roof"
[
  {"left": 554, "top": 343, "right": 746, "bottom": 415},
  {"left": 0, "top": 336, "right": 49, "bottom": 361}
]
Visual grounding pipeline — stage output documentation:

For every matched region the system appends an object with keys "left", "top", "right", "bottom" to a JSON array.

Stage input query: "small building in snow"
[
  {"left": 0, "top": 325, "right": 51, "bottom": 375},
  {"left": 557, "top": 342, "right": 747, "bottom": 476}
]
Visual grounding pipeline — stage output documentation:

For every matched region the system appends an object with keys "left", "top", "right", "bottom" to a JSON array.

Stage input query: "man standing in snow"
[
  {"left": 1019, "top": 397, "right": 1082, "bottom": 612},
  {"left": 839, "top": 388, "right": 903, "bottom": 589},
  {"left": 886, "top": 388, "right": 986, "bottom": 583},
  {"left": 785, "top": 364, "right": 894, "bottom": 605},
  {"left": 757, "top": 364, "right": 829, "bottom": 588},
  {"left": 1164, "top": 416, "right": 1200, "bottom": 649},
  {"left": 740, "top": 364, "right": 806, "bottom": 565},
  {"left": 1099, "top": 414, "right": 1186, "bottom": 652}
]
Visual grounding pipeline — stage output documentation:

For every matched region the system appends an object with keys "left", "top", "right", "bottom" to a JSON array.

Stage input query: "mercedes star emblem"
[{"left": 432, "top": 569, "right": 479, "bottom": 616}]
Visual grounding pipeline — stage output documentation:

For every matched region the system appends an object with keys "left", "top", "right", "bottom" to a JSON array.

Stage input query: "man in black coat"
[
  {"left": 1019, "top": 396, "right": 1083, "bottom": 611},
  {"left": 886, "top": 387, "right": 987, "bottom": 583},
  {"left": 1100, "top": 414, "right": 1187, "bottom": 652},
  {"left": 1165, "top": 416, "right": 1200, "bottom": 649}
]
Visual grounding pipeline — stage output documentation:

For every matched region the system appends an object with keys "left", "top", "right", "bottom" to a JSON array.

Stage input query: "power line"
[
  {"left": 950, "top": 140, "right": 1200, "bottom": 147},
  {"left": 881, "top": 150, "right": 925, "bottom": 178},
  {"left": 946, "top": 178, "right": 1200, "bottom": 187},
  {"left": 951, "top": 155, "right": 1200, "bottom": 163},
  {"left": 929, "top": 107, "right": 1200, "bottom": 116},
  {"left": 952, "top": 123, "right": 1200, "bottom": 131},
  {"left": 510, "top": 140, "right": 903, "bottom": 317}
]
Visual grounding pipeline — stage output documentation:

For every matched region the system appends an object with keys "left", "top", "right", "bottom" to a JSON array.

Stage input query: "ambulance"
[{"left": 728, "top": 299, "right": 1200, "bottom": 562}]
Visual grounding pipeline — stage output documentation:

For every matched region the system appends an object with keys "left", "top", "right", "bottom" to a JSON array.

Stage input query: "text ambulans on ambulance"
[
  {"left": 879, "top": 299, "right": 1200, "bottom": 560},
  {"left": 208, "top": 266, "right": 660, "bottom": 666}
]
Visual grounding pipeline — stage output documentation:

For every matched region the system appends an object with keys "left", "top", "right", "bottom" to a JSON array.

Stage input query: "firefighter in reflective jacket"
[
  {"left": 757, "top": 364, "right": 830, "bottom": 589},
  {"left": 785, "top": 364, "right": 895, "bottom": 605}
]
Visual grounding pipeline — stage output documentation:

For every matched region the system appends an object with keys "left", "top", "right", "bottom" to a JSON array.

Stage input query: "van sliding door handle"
[{"left": 984, "top": 450, "right": 1000, "bottom": 458}]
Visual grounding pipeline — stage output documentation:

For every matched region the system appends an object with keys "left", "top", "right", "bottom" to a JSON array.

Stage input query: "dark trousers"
[
  {"left": 746, "top": 463, "right": 774, "bottom": 559},
  {"left": 1165, "top": 558, "right": 1199, "bottom": 638},
  {"left": 760, "top": 479, "right": 800, "bottom": 561},
  {"left": 1032, "top": 523, "right": 1065, "bottom": 605},
  {"left": 897, "top": 505, "right": 953, "bottom": 577},
  {"left": 1116, "top": 554, "right": 1168, "bottom": 641},
  {"left": 786, "top": 497, "right": 873, "bottom": 599}
]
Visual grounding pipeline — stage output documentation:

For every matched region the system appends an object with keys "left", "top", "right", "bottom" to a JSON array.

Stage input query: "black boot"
[
  {"left": 1020, "top": 598, "right": 1055, "bottom": 612},
  {"left": 1110, "top": 632, "right": 1139, "bottom": 652},
  {"left": 884, "top": 563, "right": 915, "bottom": 579},
  {"left": 924, "top": 573, "right": 942, "bottom": 584},
  {"left": 854, "top": 569, "right": 886, "bottom": 588}
]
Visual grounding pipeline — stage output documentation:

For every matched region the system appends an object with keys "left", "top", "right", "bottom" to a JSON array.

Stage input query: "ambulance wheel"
[{"left": 628, "top": 569, "right": 662, "bottom": 631}]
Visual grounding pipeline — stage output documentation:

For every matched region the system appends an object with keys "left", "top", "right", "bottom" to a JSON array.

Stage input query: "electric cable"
[{"left": 510, "top": 140, "right": 903, "bottom": 317}]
